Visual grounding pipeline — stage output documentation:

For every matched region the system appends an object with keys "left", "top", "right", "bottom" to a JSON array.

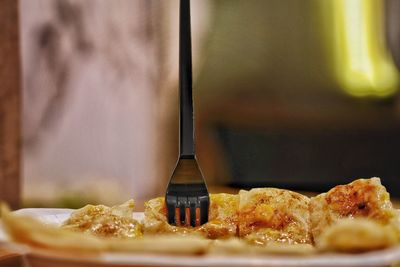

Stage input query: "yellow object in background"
[{"left": 331, "top": 0, "right": 399, "bottom": 98}]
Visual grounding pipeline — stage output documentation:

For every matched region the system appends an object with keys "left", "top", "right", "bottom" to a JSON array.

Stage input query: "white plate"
[{"left": 2, "top": 208, "right": 400, "bottom": 267}]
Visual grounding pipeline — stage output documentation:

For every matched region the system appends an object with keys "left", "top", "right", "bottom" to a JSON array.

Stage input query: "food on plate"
[
  {"left": 0, "top": 204, "right": 210, "bottom": 254},
  {"left": 309, "top": 178, "right": 400, "bottom": 250},
  {"left": 0, "top": 204, "right": 108, "bottom": 252},
  {"left": 1, "top": 177, "right": 400, "bottom": 255},
  {"left": 143, "top": 193, "right": 238, "bottom": 239},
  {"left": 62, "top": 199, "right": 142, "bottom": 238},
  {"left": 238, "top": 188, "right": 311, "bottom": 246},
  {"left": 317, "top": 218, "right": 398, "bottom": 252}
]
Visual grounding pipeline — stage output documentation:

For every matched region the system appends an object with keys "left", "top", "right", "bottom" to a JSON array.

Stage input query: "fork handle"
[{"left": 179, "top": 0, "right": 195, "bottom": 158}]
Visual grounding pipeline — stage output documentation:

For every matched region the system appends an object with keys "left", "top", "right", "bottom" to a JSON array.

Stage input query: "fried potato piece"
[
  {"left": 0, "top": 203, "right": 210, "bottom": 255},
  {"left": 143, "top": 193, "right": 238, "bottom": 239},
  {"left": 238, "top": 188, "right": 311, "bottom": 246},
  {"left": 62, "top": 200, "right": 142, "bottom": 238},
  {"left": 317, "top": 218, "right": 398, "bottom": 252},
  {"left": 310, "top": 177, "right": 399, "bottom": 247}
]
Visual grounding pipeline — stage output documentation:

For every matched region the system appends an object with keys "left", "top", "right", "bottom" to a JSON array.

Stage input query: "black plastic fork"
[{"left": 165, "top": 0, "right": 209, "bottom": 227}]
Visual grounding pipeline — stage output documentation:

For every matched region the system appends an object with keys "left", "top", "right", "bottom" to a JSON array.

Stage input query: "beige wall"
[{"left": 20, "top": 0, "right": 211, "bottom": 206}]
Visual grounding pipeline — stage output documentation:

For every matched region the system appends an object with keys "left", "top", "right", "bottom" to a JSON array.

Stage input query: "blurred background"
[{"left": 14, "top": 0, "right": 400, "bottom": 208}]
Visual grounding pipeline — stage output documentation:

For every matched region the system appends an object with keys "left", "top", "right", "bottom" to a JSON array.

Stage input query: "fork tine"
[
  {"left": 166, "top": 196, "right": 176, "bottom": 225},
  {"left": 185, "top": 207, "right": 190, "bottom": 226},
  {"left": 200, "top": 198, "right": 208, "bottom": 225},
  {"left": 196, "top": 207, "right": 200, "bottom": 226},
  {"left": 179, "top": 200, "right": 186, "bottom": 225},
  {"left": 189, "top": 197, "right": 197, "bottom": 226},
  {"left": 175, "top": 207, "right": 181, "bottom": 226}
]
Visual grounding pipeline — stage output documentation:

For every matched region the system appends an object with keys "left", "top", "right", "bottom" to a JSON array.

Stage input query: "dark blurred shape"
[
  {"left": 195, "top": 0, "right": 400, "bottom": 195},
  {"left": 218, "top": 127, "right": 400, "bottom": 195}
]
